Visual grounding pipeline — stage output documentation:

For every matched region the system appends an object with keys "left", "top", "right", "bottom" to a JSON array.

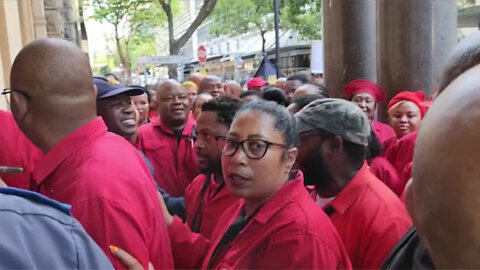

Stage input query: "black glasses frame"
[
  {"left": 221, "top": 138, "right": 286, "bottom": 160},
  {"left": 2, "top": 88, "right": 32, "bottom": 101}
]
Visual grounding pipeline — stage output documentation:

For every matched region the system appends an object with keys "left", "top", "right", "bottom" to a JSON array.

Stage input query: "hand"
[
  {"left": 0, "top": 177, "right": 6, "bottom": 187},
  {"left": 110, "top": 245, "right": 153, "bottom": 270},
  {"left": 157, "top": 191, "right": 173, "bottom": 226}
]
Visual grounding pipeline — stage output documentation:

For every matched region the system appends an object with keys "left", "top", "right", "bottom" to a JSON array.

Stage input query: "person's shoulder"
[
  {"left": 358, "top": 172, "right": 410, "bottom": 218},
  {"left": 0, "top": 187, "right": 113, "bottom": 269},
  {"left": 0, "top": 187, "right": 72, "bottom": 221}
]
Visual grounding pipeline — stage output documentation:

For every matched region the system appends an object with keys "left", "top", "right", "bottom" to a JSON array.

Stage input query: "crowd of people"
[{"left": 1, "top": 33, "right": 480, "bottom": 269}]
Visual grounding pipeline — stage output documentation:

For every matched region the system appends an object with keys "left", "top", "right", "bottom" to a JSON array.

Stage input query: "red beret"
[
  {"left": 388, "top": 91, "right": 427, "bottom": 117},
  {"left": 247, "top": 78, "right": 267, "bottom": 90},
  {"left": 343, "top": 79, "right": 386, "bottom": 102}
]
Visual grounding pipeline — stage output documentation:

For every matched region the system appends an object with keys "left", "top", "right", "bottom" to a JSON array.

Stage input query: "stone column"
[
  {"left": 32, "top": 0, "right": 48, "bottom": 39},
  {"left": 44, "top": 0, "right": 64, "bottom": 38},
  {"left": 322, "top": 0, "right": 377, "bottom": 98},
  {"left": 377, "top": 0, "right": 457, "bottom": 121}
]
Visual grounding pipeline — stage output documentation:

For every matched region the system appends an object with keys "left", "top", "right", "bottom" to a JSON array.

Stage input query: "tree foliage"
[
  {"left": 281, "top": 0, "right": 321, "bottom": 40},
  {"left": 210, "top": 0, "right": 322, "bottom": 50},
  {"left": 91, "top": 0, "right": 164, "bottom": 82}
]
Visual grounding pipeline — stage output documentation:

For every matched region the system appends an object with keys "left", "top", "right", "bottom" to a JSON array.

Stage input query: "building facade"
[{"left": 0, "top": 0, "right": 84, "bottom": 110}]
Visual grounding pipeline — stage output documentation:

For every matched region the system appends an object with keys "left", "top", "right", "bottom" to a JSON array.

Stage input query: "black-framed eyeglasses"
[
  {"left": 2, "top": 88, "right": 32, "bottom": 101},
  {"left": 221, "top": 137, "right": 286, "bottom": 160}
]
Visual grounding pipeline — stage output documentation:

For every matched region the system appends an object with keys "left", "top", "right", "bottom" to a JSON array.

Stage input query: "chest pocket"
[{"left": 142, "top": 138, "right": 169, "bottom": 151}]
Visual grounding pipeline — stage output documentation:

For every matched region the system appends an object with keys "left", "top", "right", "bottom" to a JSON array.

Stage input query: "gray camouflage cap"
[{"left": 294, "top": 98, "right": 371, "bottom": 146}]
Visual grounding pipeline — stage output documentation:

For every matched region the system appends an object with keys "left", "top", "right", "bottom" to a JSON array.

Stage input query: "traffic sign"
[{"left": 198, "top": 45, "right": 207, "bottom": 63}]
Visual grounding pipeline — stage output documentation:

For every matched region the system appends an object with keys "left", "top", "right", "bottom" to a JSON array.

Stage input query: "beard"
[
  {"left": 199, "top": 158, "right": 222, "bottom": 175},
  {"left": 302, "top": 150, "right": 333, "bottom": 189}
]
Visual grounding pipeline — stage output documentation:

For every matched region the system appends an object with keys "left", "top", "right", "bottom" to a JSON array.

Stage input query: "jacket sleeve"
[
  {"left": 158, "top": 186, "right": 186, "bottom": 220},
  {"left": 362, "top": 216, "right": 412, "bottom": 269},
  {"left": 257, "top": 233, "right": 350, "bottom": 269},
  {"left": 71, "top": 219, "right": 115, "bottom": 269},
  {"left": 72, "top": 198, "right": 152, "bottom": 270},
  {"left": 167, "top": 215, "right": 210, "bottom": 269}
]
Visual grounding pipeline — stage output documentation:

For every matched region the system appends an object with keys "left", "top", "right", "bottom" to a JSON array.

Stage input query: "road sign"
[
  {"left": 198, "top": 45, "right": 207, "bottom": 63},
  {"left": 136, "top": 55, "right": 188, "bottom": 65}
]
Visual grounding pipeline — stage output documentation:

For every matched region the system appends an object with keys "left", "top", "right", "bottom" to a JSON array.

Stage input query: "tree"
[
  {"left": 157, "top": 0, "right": 218, "bottom": 78},
  {"left": 210, "top": 0, "right": 322, "bottom": 54},
  {"left": 91, "top": 0, "right": 163, "bottom": 82},
  {"left": 281, "top": 0, "right": 321, "bottom": 40},
  {"left": 210, "top": 0, "right": 274, "bottom": 53}
]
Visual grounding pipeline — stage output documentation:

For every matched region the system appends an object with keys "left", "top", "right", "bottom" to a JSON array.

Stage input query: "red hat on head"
[
  {"left": 388, "top": 91, "right": 428, "bottom": 117},
  {"left": 343, "top": 79, "right": 386, "bottom": 102},
  {"left": 247, "top": 78, "right": 267, "bottom": 90}
]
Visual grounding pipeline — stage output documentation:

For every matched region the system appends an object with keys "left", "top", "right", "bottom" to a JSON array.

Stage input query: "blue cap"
[{"left": 94, "top": 76, "right": 145, "bottom": 99}]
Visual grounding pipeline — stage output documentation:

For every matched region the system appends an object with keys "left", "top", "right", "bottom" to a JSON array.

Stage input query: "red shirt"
[
  {"left": 137, "top": 116, "right": 198, "bottom": 197},
  {"left": 383, "top": 132, "right": 418, "bottom": 193},
  {"left": 369, "top": 157, "right": 402, "bottom": 196},
  {"left": 318, "top": 164, "right": 411, "bottom": 269},
  {"left": 168, "top": 171, "right": 352, "bottom": 269},
  {"left": 372, "top": 120, "right": 396, "bottom": 146},
  {"left": 33, "top": 118, "right": 173, "bottom": 269},
  {"left": 184, "top": 174, "right": 243, "bottom": 239},
  {"left": 0, "top": 111, "right": 42, "bottom": 189}
]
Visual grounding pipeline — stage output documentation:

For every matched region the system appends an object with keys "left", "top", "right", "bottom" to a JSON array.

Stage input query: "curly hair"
[{"left": 201, "top": 95, "right": 243, "bottom": 126}]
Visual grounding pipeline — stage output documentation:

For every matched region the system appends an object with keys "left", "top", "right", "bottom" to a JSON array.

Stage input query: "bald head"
[
  {"left": 9, "top": 38, "right": 96, "bottom": 151},
  {"left": 438, "top": 32, "right": 480, "bottom": 94},
  {"left": 199, "top": 75, "right": 224, "bottom": 97},
  {"left": 225, "top": 80, "right": 242, "bottom": 98},
  {"left": 188, "top": 72, "right": 205, "bottom": 88},
  {"left": 155, "top": 79, "right": 189, "bottom": 130},
  {"left": 11, "top": 38, "right": 94, "bottom": 98},
  {"left": 293, "top": 83, "right": 329, "bottom": 99},
  {"left": 412, "top": 65, "right": 480, "bottom": 268}
]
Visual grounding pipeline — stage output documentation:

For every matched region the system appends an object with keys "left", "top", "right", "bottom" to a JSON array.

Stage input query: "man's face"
[
  {"left": 195, "top": 111, "right": 229, "bottom": 174},
  {"left": 157, "top": 84, "right": 189, "bottom": 128},
  {"left": 285, "top": 80, "right": 303, "bottom": 101},
  {"left": 193, "top": 95, "right": 212, "bottom": 119},
  {"left": 296, "top": 131, "right": 332, "bottom": 187},
  {"left": 311, "top": 74, "right": 324, "bottom": 85},
  {"left": 97, "top": 93, "right": 138, "bottom": 138},
  {"left": 204, "top": 79, "right": 224, "bottom": 97}
]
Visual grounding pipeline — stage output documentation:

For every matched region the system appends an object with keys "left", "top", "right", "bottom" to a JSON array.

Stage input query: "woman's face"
[
  {"left": 351, "top": 93, "right": 376, "bottom": 120},
  {"left": 221, "top": 110, "right": 296, "bottom": 203},
  {"left": 131, "top": 93, "right": 149, "bottom": 124},
  {"left": 389, "top": 101, "right": 422, "bottom": 139}
]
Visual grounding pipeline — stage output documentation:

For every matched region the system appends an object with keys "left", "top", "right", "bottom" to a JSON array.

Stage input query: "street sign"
[
  {"left": 198, "top": 45, "right": 207, "bottom": 63},
  {"left": 136, "top": 55, "right": 188, "bottom": 65}
]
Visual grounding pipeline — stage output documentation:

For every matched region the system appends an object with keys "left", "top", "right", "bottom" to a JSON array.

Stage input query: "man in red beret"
[
  {"left": 343, "top": 79, "right": 396, "bottom": 145},
  {"left": 247, "top": 77, "right": 267, "bottom": 92}
]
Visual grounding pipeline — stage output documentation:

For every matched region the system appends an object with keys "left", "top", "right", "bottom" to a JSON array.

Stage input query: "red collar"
[
  {"left": 329, "top": 163, "right": 371, "bottom": 214},
  {"left": 150, "top": 115, "right": 196, "bottom": 136},
  {"left": 253, "top": 170, "right": 305, "bottom": 224},
  {"left": 33, "top": 117, "right": 107, "bottom": 185}
]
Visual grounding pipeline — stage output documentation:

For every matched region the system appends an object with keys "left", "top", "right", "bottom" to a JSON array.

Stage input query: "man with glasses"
[
  {"left": 7, "top": 38, "right": 173, "bottom": 269},
  {"left": 198, "top": 75, "right": 225, "bottom": 97},
  {"left": 294, "top": 98, "right": 411, "bottom": 269},
  {"left": 137, "top": 79, "right": 198, "bottom": 197},
  {"left": 163, "top": 96, "right": 244, "bottom": 269}
]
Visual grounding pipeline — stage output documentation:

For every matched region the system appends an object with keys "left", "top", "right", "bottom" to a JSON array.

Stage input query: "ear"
[
  {"left": 93, "top": 84, "right": 98, "bottom": 98},
  {"left": 10, "top": 91, "right": 29, "bottom": 121},
  {"left": 325, "top": 135, "right": 343, "bottom": 155},
  {"left": 284, "top": 147, "right": 298, "bottom": 172},
  {"left": 404, "top": 178, "right": 415, "bottom": 220}
]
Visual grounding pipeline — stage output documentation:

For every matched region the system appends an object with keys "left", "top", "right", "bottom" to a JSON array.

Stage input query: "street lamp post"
[{"left": 274, "top": 0, "right": 281, "bottom": 78}]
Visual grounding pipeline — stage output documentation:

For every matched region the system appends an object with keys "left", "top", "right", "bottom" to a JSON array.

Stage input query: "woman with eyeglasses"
[{"left": 110, "top": 100, "right": 351, "bottom": 269}]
